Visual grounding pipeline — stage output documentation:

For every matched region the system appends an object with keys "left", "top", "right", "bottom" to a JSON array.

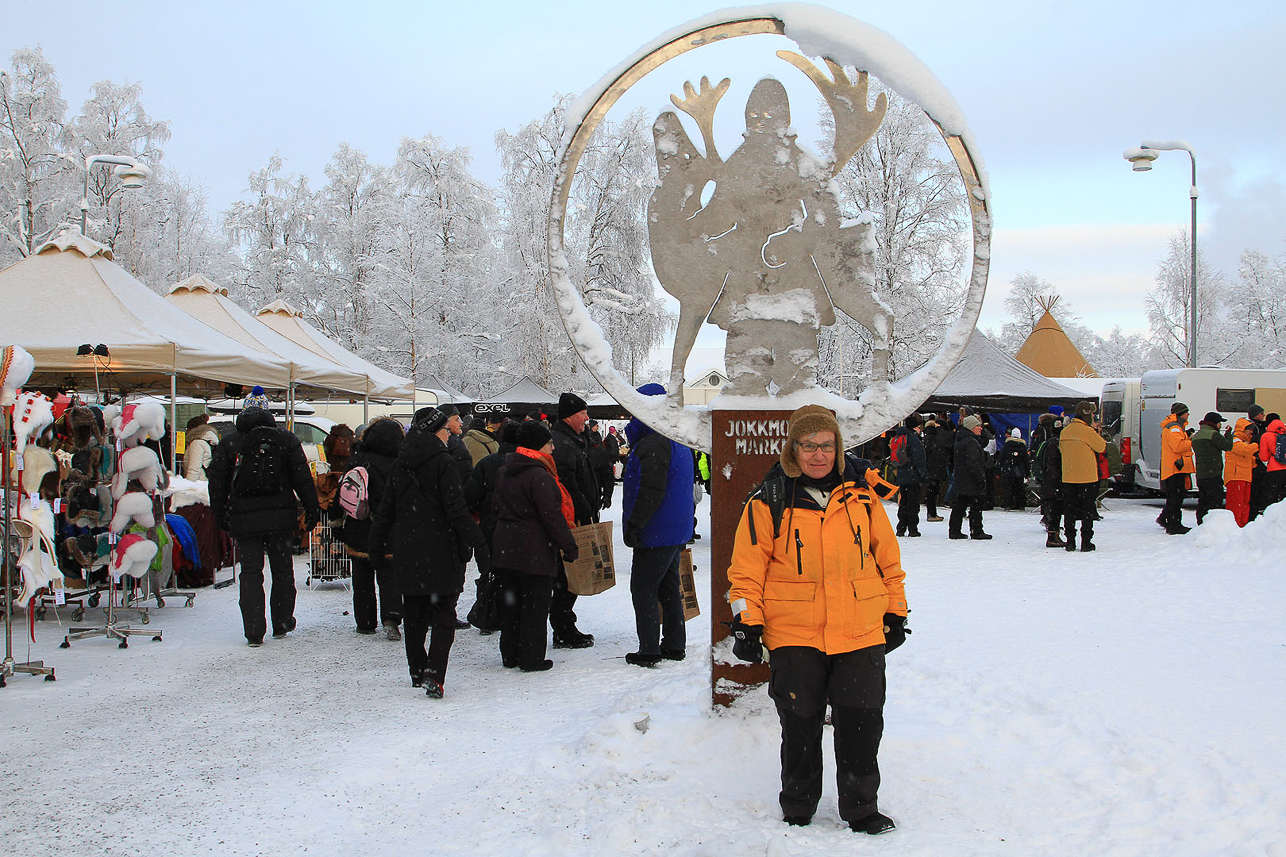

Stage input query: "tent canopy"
[
  {"left": 165, "top": 275, "right": 371, "bottom": 397},
  {"left": 254, "top": 299, "right": 414, "bottom": 400},
  {"left": 923, "top": 330, "right": 1086, "bottom": 413},
  {"left": 471, "top": 377, "right": 558, "bottom": 419},
  {"left": 0, "top": 233, "right": 284, "bottom": 395}
]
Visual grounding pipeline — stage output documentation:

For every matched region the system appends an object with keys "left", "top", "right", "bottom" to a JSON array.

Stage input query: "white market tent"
[
  {"left": 0, "top": 233, "right": 284, "bottom": 395},
  {"left": 254, "top": 300, "right": 413, "bottom": 401},
  {"left": 164, "top": 275, "right": 370, "bottom": 397},
  {"left": 924, "top": 330, "right": 1085, "bottom": 412}
]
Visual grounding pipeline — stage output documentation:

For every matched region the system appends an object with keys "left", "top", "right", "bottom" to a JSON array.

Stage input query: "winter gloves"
[
  {"left": 623, "top": 524, "right": 642, "bottom": 548},
  {"left": 883, "top": 613, "right": 910, "bottom": 653},
  {"left": 731, "top": 617, "right": 765, "bottom": 663}
]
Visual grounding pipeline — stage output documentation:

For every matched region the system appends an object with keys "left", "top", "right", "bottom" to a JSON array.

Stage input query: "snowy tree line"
[{"left": 6, "top": 46, "right": 1286, "bottom": 399}]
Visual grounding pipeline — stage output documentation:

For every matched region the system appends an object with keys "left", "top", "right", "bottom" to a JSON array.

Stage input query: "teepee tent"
[
  {"left": 0, "top": 233, "right": 284, "bottom": 395},
  {"left": 1015, "top": 297, "right": 1097, "bottom": 378},
  {"left": 164, "top": 276, "right": 369, "bottom": 397},
  {"left": 253, "top": 300, "right": 414, "bottom": 400}
]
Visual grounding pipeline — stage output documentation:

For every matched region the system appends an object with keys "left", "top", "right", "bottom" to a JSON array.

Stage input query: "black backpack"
[{"left": 233, "top": 425, "right": 289, "bottom": 496}]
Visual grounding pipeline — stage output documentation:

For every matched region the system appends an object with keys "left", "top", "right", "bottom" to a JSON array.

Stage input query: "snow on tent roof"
[
  {"left": 420, "top": 373, "right": 473, "bottom": 404},
  {"left": 924, "top": 330, "right": 1086, "bottom": 412},
  {"left": 0, "top": 232, "right": 286, "bottom": 394},
  {"left": 254, "top": 299, "right": 414, "bottom": 400},
  {"left": 478, "top": 377, "right": 559, "bottom": 406},
  {"left": 1015, "top": 298, "right": 1097, "bottom": 378},
  {"left": 165, "top": 275, "right": 372, "bottom": 396}
]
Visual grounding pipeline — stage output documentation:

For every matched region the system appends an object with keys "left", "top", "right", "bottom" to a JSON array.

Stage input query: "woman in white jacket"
[{"left": 183, "top": 414, "right": 218, "bottom": 482}]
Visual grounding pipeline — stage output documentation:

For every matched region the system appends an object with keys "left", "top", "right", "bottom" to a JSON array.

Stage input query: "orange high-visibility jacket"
[
  {"left": 728, "top": 470, "right": 907, "bottom": 654},
  {"left": 1161, "top": 414, "right": 1194, "bottom": 480},
  {"left": 1224, "top": 418, "right": 1258, "bottom": 484}
]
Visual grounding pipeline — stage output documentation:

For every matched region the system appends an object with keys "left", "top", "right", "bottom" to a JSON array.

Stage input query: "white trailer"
[{"left": 1121, "top": 368, "right": 1286, "bottom": 492}]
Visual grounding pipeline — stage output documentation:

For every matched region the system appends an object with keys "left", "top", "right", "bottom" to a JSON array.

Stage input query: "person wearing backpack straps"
[
  {"left": 208, "top": 406, "right": 320, "bottom": 647},
  {"left": 1257, "top": 413, "right": 1286, "bottom": 510},
  {"left": 342, "top": 417, "right": 405, "bottom": 639},
  {"left": 891, "top": 414, "right": 927, "bottom": 537}
]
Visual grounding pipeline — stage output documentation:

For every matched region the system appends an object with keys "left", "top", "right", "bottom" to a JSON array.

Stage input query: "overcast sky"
[{"left": 8, "top": 0, "right": 1286, "bottom": 363}]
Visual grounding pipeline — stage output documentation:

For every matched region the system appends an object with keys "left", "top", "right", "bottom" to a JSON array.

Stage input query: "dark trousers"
[
  {"left": 601, "top": 477, "right": 615, "bottom": 510},
  {"left": 1062, "top": 482, "right": 1096, "bottom": 544},
  {"left": 1195, "top": 477, "right": 1225, "bottom": 524},
  {"left": 549, "top": 561, "right": 582, "bottom": 641},
  {"left": 769, "top": 646, "right": 886, "bottom": 825},
  {"left": 1266, "top": 470, "right": 1286, "bottom": 510},
  {"left": 237, "top": 531, "right": 296, "bottom": 641},
  {"left": 629, "top": 544, "right": 686, "bottom": 656},
  {"left": 402, "top": 592, "right": 460, "bottom": 685},
  {"left": 1162, "top": 474, "right": 1188, "bottom": 529},
  {"left": 496, "top": 568, "right": 554, "bottom": 669},
  {"left": 1249, "top": 465, "right": 1268, "bottom": 520},
  {"left": 1002, "top": 473, "right": 1026, "bottom": 510},
  {"left": 923, "top": 479, "right": 940, "bottom": 517},
  {"left": 351, "top": 554, "right": 401, "bottom": 631},
  {"left": 896, "top": 484, "right": 921, "bottom": 534},
  {"left": 949, "top": 493, "right": 984, "bottom": 536}
]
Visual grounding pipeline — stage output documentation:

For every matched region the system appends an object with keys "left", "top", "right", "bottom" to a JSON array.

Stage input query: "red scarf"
[{"left": 516, "top": 447, "right": 576, "bottom": 528}]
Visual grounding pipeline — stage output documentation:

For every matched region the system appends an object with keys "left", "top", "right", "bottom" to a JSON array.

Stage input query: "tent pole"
[
  {"left": 363, "top": 395, "right": 369, "bottom": 426},
  {"left": 169, "top": 373, "right": 178, "bottom": 473}
]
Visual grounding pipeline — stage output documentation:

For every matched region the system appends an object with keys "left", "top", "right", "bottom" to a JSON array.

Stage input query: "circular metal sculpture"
[{"left": 548, "top": 7, "right": 990, "bottom": 451}]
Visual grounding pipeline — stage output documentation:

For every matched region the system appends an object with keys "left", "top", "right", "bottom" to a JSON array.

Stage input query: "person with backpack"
[
  {"left": 1060, "top": 402, "right": 1107, "bottom": 552},
  {"left": 1190, "top": 412, "right": 1234, "bottom": 525},
  {"left": 341, "top": 417, "right": 404, "bottom": 639},
  {"left": 727, "top": 404, "right": 908, "bottom": 836},
  {"left": 996, "top": 428, "right": 1030, "bottom": 511},
  {"left": 949, "top": 415, "right": 991, "bottom": 540},
  {"left": 1257, "top": 414, "right": 1286, "bottom": 510},
  {"left": 890, "top": 414, "right": 927, "bottom": 537},
  {"left": 1159, "top": 403, "right": 1195, "bottom": 534},
  {"left": 208, "top": 406, "right": 320, "bottom": 647},
  {"left": 1037, "top": 418, "right": 1066, "bottom": 547},
  {"left": 463, "top": 421, "right": 522, "bottom": 634},
  {"left": 369, "top": 407, "right": 484, "bottom": 699}
]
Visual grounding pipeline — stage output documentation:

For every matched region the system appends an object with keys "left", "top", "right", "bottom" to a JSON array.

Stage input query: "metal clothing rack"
[{"left": 1, "top": 404, "right": 55, "bottom": 686}]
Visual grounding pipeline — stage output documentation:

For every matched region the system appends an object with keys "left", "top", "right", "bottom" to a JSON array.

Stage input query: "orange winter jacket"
[
  {"left": 1160, "top": 413, "right": 1194, "bottom": 480},
  {"left": 727, "top": 465, "right": 907, "bottom": 655},
  {"left": 1224, "top": 418, "right": 1258, "bottom": 484},
  {"left": 1259, "top": 419, "right": 1286, "bottom": 472},
  {"left": 1060, "top": 418, "right": 1107, "bottom": 484}
]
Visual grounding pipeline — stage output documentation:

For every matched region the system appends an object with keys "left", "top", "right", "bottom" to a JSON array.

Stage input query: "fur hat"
[
  {"left": 110, "top": 491, "right": 156, "bottom": 533},
  {"left": 11, "top": 390, "right": 54, "bottom": 456},
  {"left": 13, "top": 446, "right": 58, "bottom": 496},
  {"left": 114, "top": 401, "right": 166, "bottom": 448},
  {"left": 67, "top": 404, "right": 104, "bottom": 450},
  {"left": 558, "top": 392, "right": 588, "bottom": 421},
  {"left": 411, "top": 406, "right": 448, "bottom": 435},
  {"left": 780, "top": 404, "right": 843, "bottom": 479},
  {"left": 961, "top": 415, "right": 982, "bottom": 431},
  {"left": 0, "top": 344, "right": 34, "bottom": 406},
  {"left": 516, "top": 420, "right": 553, "bottom": 451},
  {"left": 111, "top": 533, "right": 157, "bottom": 581},
  {"left": 112, "top": 445, "right": 164, "bottom": 500},
  {"left": 1074, "top": 400, "right": 1096, "bottom": 422}
]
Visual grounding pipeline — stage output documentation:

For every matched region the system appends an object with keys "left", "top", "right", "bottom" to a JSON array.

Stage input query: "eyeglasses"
[{"left": 795, "top": 440, "right": 836, "bottom": 454}]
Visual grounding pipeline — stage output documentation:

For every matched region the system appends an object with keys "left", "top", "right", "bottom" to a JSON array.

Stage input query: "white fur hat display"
[
  {"left": 12, "top": 446, "right": 57, "bottom": 496},
  {"left": 0, "top": 344, "right": 35, "bottom": 406},
  {"left": 11, "top": 390, "right": 54, "bottom": 455},
  {"left": 110, "top": 491, "right": 156, "bottom": 533},
  {"left": 111, "top": 533, "right": 157, "bottom": 581},
  {"left": 113, "top": 401, "right": 166, "bottom": 448},
  {"left": 112, "top": 445, "right": 164, "bottom": 500}
]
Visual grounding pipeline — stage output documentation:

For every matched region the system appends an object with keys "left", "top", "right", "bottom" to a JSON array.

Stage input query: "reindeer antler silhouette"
[
  {"left": 669, "top": 76, "right": 731, "bottom": 165},
  {"left": 777, "top": 51, "right": 887, "bottom": 176}
]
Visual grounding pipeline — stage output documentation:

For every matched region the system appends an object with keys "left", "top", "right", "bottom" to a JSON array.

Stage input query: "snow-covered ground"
[{"left": 4, "top": 493, "right": 1284, "bottom": 856}]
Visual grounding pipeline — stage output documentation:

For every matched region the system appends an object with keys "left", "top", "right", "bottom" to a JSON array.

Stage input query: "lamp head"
[
  {"left": 1124, "top": 146, "right": 1159, "bottom": 172},
  {"left": 113, "top": 162, "right": 151, "bottom": 190},
  {"left": 77, "top": 343, "right": 94, "bottom": 356}
]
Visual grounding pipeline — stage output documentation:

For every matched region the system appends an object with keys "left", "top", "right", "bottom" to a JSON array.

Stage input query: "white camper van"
[
  {"left": 1118, "top": 368, "right": 1286, "bottom": 492},
  {"left": 1100, "top": 379, "right": 1142, "bottom": 491}
]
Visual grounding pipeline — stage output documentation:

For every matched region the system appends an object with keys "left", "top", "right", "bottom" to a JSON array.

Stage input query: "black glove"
[
  {"left": 304, "top": 508, "right": 320, "bottom": 532},
  {"left": 883, "top": 613, "right": 910, "bottom": 653},
  {"left": 623, "top": 524, "right": 641, "bottom": 548},
  {"left": 730, "top": 618, "right": 765, "bottom": 663}
]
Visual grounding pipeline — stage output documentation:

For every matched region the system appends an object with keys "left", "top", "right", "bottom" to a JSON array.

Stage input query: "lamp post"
[
  {"left": 1124, "top": 141, "right": 1198, "bottom": 367},
  {"left": 80, "top": 154, "right": 151, "bottom": 236}
]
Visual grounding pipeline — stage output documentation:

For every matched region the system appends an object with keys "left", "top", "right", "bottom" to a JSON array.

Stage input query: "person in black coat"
[
  {"left": 586, "top": 420, "right": 615, "bottom": 511},
  {"left": 948, "top": 415, "right": 990, "bottom": 540},
  {"left": 996, "top": 428, "right": 1031, "bottom": 511},
  {"left": 369, "top": 407, "right": 484, "bottom": 698},
  {"left": 892, "top": 415, "right": 928, "bottom": 537},
  {"left": 1039, "top": 419, "right": 1067, "bottom": 547},
  {"left": 547, "top": 392, "right": 599, "bottom": 648},
  {"left": 343, "top": 417, "right": 404, "bottom": 638},
  {"left": 208, "top": 407, "right": 320, "bottom": 646},
  {"left": 491, "top": 421, "right": 579, "bottom": 671},
  {"left": 463, "top": 421, "right": 521, "bottom": 628}
]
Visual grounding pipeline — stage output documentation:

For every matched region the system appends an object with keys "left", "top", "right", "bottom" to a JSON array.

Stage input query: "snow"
[{"left": 5, "top": 492, "right": 1286, "bottom": 855}]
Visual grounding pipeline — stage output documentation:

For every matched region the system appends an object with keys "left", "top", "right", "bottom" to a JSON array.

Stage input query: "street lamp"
[
  {"left": 80, "top": 154, "right": 152, "bottom": 236},
  {"left": 1124, "top": 140, "right": 1198, "bottom": 367}
]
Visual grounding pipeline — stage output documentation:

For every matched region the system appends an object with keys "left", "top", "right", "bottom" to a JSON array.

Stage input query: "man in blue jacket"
[{"left": 622, "top": 383, "right": 695, "bottom": 667}]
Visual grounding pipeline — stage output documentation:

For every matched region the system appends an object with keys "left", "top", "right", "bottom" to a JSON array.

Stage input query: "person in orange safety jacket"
[
  {"left": 727, "top": 404, "right": 907, "bottom": 837},
  {"left": 1258, "top": 416, "right": 1286, "bottom": 509},
  {"left": 1223, "top": 417, "right": 1258, "bottom": 527},
  {"left": 1159, "top": 403, "right": 1194, "bottom": 534}
]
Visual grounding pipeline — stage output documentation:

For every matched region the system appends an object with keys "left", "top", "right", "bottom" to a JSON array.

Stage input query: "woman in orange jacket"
[
  {"left": 727, "top": 405, "right": 907, "bottom": 836},
  {"left": 1224, "top": 417, "right": 1258, "bottom": 527},
  {"left": 1159, "top": 403, "right": 1194, "bottom": 534}
]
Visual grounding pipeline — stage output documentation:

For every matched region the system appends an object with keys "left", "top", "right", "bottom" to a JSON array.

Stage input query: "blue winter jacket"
[{"left": 622, "top": 390, "right": 695, "bottom": 548}]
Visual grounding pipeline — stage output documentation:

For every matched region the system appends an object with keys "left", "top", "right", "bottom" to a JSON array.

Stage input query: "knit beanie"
[
  {"left": 558, "top": 392, "right": 588, "bottom": 421},
  {"left": 411, "top": 406, "right": 448, "bottom": 435},
  {"left": 1010, "top": 428, "right": 1022, "bottom": 439},
  {"left": 961, "top": 415, "right": 981, "bottom": 431},
  {"left": 905, "top": 413, "right": 922, "bottom": 429},
  {"left": 1048, "top": 405, "right": 1064, "bottom": 417},
  {"left": 780, "top": 404, "right": 843, "bottom": 479},
  {"left": 1171, "top": 402, "right": 1189, "bottom": 417},
  {"left": 515, "top": 420, "right": 553, "bottom": 451},
  {"left": 1248, "top": 404, "right": 1265, "bottom": 419}
]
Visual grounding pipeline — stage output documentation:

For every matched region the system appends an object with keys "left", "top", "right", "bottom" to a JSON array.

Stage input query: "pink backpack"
[{"left": 337, "top": 466, "right": 371, "bottom": 520}]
